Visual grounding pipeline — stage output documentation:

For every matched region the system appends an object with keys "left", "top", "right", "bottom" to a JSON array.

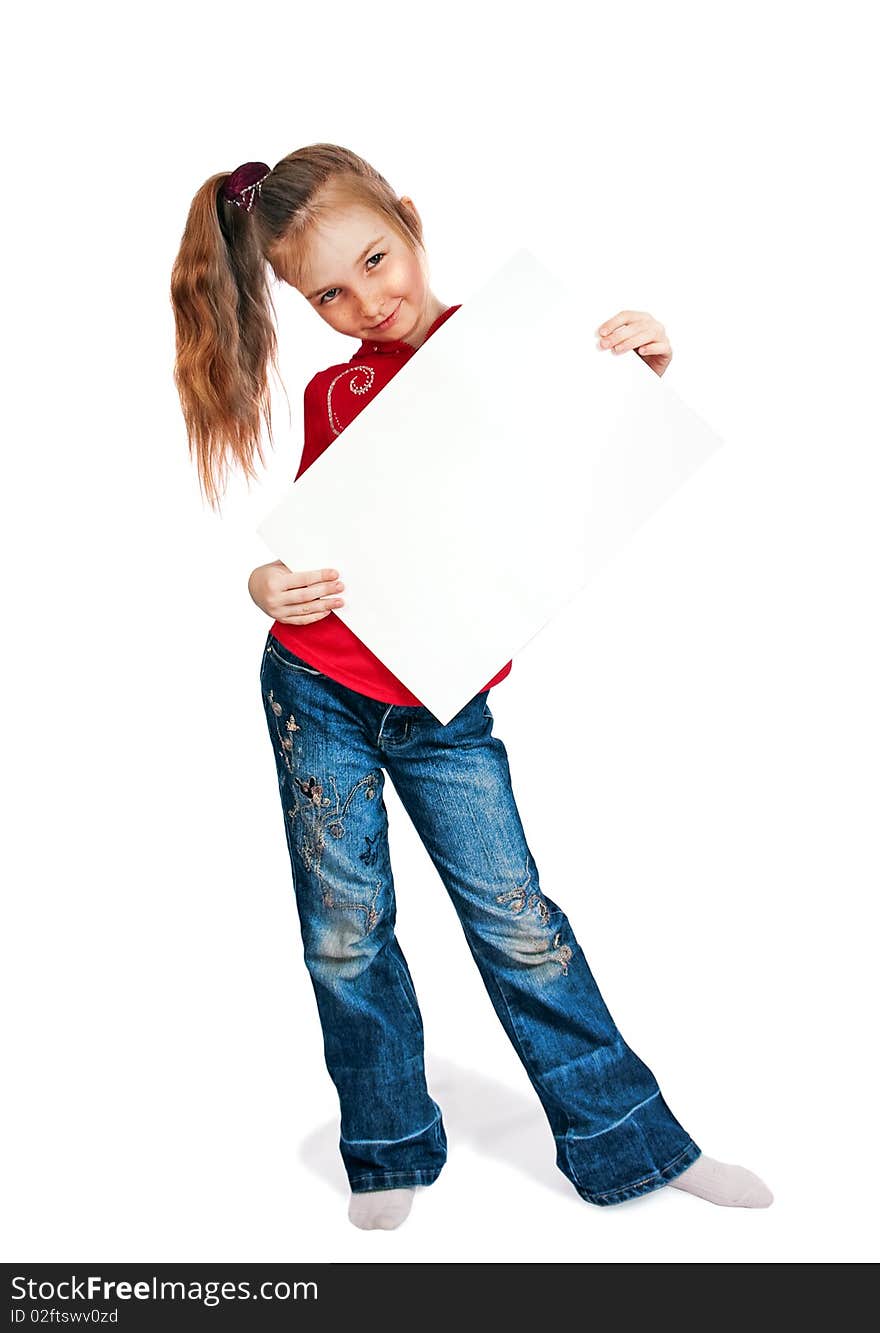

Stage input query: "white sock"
[
  {"left": 348, "top": 1187, "right": 415, "bottom": 1230},
  {"left": 668, "top": 1154, "right": 773, "bottom": 1208}
]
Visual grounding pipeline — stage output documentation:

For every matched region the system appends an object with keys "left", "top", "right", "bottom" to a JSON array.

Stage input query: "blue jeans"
[{"left": 259, "top": 632, "right": 701, "bottom": 1205}]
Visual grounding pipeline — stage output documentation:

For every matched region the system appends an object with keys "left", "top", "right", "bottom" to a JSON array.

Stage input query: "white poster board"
[{"left": 258, "top": 249, "right": 724, "bottom": 724}]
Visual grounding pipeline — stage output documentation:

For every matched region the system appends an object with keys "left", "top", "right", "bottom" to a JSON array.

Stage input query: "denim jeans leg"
[
  {"left": 259, "top": 638, "right": 446, "bottom": 1194},
  {"left": 384, "top": 689, "right": 701, "bottom": 1207}
]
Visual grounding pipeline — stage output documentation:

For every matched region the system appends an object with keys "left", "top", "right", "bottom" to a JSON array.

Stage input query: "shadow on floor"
[{"left": 298, "top": 1054, "right": 574, "bottom": 1200}]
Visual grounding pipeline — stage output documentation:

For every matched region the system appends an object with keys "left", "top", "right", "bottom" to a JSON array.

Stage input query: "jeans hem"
[
  {"left": 575, "top": 1138, "right": 702, "bottom": 1207},
  {"left": 348, "top": 1167, "right": 445, "bottom": 1194}
]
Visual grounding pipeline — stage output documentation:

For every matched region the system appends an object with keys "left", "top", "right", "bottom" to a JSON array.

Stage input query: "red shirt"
[{"left": 269, "top": 303, "right": 513, "bottom": 705}]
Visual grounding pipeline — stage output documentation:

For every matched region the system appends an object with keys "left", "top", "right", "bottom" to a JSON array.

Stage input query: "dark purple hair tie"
[{"left": 221, "top": 161, "right": 272, "bottom": 212}]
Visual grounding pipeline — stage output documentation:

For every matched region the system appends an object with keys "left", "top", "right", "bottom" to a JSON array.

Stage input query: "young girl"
[{"left": 170, "top": 143, "right": 772, "bottom": 1231}]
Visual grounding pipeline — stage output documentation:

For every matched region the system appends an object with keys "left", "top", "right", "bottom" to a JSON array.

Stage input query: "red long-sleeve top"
[{"left": 268, "top": 302, "right": 513, "bottom": 704}]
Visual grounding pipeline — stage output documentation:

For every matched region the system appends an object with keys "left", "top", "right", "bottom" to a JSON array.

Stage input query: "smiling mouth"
[{"left": 371, "top": 301, "right": 401, "bottom": 331}]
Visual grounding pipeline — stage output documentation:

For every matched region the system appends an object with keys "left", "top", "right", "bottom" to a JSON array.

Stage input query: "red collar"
[{"left": 354, "top": 303, "right": 461, "bottom": 358}]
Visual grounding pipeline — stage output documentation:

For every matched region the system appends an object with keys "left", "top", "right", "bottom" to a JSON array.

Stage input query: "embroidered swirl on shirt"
[{"left": 325, "top": 365, "right": 376, "bottom": 438}]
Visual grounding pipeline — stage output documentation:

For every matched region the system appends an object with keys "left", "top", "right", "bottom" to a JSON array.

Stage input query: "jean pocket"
[{"left": 264, "top": 636, "right": 327, "bottom": 678}]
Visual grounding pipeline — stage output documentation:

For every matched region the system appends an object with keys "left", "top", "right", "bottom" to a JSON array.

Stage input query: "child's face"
[{"left": 294, "top": 202, "right": 430, "bottom": 344}]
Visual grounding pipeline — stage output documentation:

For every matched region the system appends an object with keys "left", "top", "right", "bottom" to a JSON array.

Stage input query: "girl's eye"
[{"left": 318, "top": 253, "right": 386, "bottom": 306}]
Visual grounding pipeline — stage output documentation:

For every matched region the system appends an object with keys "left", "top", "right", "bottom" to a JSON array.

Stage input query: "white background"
[{"left": 3, "top": 0, "right": 877, "bottom": 1264}]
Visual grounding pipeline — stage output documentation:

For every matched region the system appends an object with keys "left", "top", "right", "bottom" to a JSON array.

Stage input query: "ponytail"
[{"left": 170, "top": 171, "right": 281, "bottom": 512}]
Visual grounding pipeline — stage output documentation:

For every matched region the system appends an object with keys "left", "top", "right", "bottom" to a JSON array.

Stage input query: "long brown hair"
[{"left": 170, "top": 143, "right": 426, "bottom": 511}]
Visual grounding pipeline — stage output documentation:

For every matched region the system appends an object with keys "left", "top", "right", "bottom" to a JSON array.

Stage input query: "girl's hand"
[
  {"left": 596, "top": 311, "right": 673, "bottom": 377},
  {"left": 248, "top": 559, "right": 345, "bottom": 624}
]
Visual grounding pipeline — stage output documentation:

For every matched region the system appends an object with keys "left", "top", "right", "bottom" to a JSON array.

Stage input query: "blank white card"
[{"left": 258, "top": 248, "right": 724, "bottom": 725}]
